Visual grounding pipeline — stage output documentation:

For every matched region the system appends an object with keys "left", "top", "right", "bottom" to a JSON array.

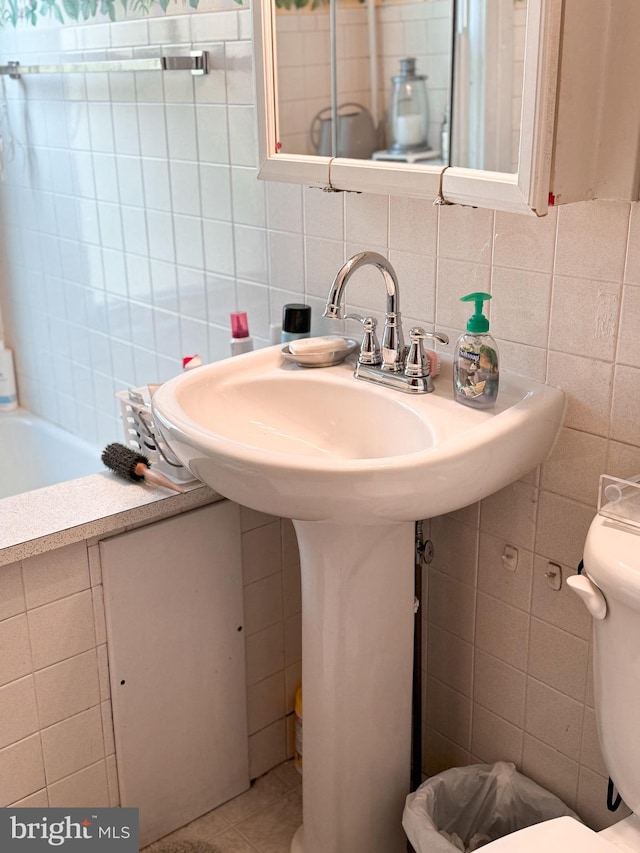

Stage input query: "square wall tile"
[
  {"left": 244, "top": 573, "right": 283, "bottom": 636},
  {"left": 231, "top": 166, "right": 265, "bottom": 227},
  {"left": 610, "top": 364, "right": 640, "bottom": 446},
  {"left": 0, "top": 677, "right": 39, "bottom": 750},
  {"left": 475, "top": 592, "right": 529, "bottom": 671},
  {"left": 0, "top": 562, "right": 25, "bottom": 622},
  {"left": 617, "top": 284, "right": 640, "bottom": 366},
  {"left": 522, "top": 734, "right": 579, "bottom": 811},
  {"left": 240, "top": 506, "right": 279, "bottom": 533},
  {"left": 480, "top": 481, "right": 537, "bottom": 551},
  {"left": 528, "top": 618, "right": 589, "bottom": 702},
  {"left": 493, "top": 207, "right": 557, "bottom": 273},
  {"left": 0, "top": 615, "right": 32, "bottom": 688},
  {"left": 427, "top": 570, "right": 476, "bottom": 644},
  {"left": 426, "top": 624, "right": 473, "bottom": 698},
  {"left": 535, "top": 492, "right": 595, "bottom": 569},
  {"left": 426, "top": 676, "right": 471, "bottom": 751},
  {"left": 47, "top": 760, "right": 110, "bottom": 808},
  {"left": 245, "top": 623, "right": 285, "bottom": 686},
  {"left": 546, "top": 351, "right": 613, "bottom": 436},
  {"left": 247, "top": 672, "right": 286, "bottom": 736},
  {"left": 387, "top": 249, "right": 436, "bottom": 324},
  {"left": 345, "top": 192, "right": 388, "bottom": 248},
  {"left": 28, "top": 590, "right": 96, "bottom": 671},
  {"left": 389, "top": 195, "right": 438, "bottom": 254},
  {"left": 430, "top": 515, "right": 478, "bottom": 586},
  {"left": 471, "top": 705, "right": 523, "bottom": 767},
  {"left": 34, "top": 650, "right": 101, "bottom": 729},
  {"left": 490, "top": 267, "right": 552, "bottom": 347},
  {"left": 41, "top": 706, "right": 105, "bottom": 784},
  {"left": 423, "top": 728, "right": 470, "bottom": 777},
  {"left": 304, "top": 237, "right": 345, "bottom": 298},
  {"left": 242, "top": 520, "right": 282, "bottom": 585},
  {"left": 438, "top": 205, "right": 493, "bottom": 264},
  {"left": 555, "top": 200, "right": 630, "bottom": 282},
  {"left": 524, "top": 678, "right": 584, "bottom": 760},
  {"left": 540, "top": 427, "right": 607, "bottom": 507},
  {"left": 228, "top": 105, "right": 258, "bottom": 167},
  {"left": 266, "top": 182, "right": 303, "bottom": 234},
  {"left": 0, "top": 735, "right": 46, "bottom": 808},
  {"left": 22, "top": 542, "right": 90, "bottom": 610},
  {"left": 248, "top": 719, "right": 287, "bottom": 780},
  {"left": 473, "top": 650, "right": 526, "bottom": 728},
  {"left": 477, "top": 533, "right": 533, "bottom": 612},
  {"left": 530, "top": 558, "right": 590, "bottom": 641},
  {"left": 549, "top": 276, "right": 620, "bottom": 361},
  {"left": 606, "top": 440, "right": 640, "bottom": 481},
  {"left": 625, "top": 205, "right": 640, "bottom": 284},
  {"left": 303, "top": 186, "right": 344, "bottom": 240},
  {"left": 166, "top": 104, "right": 198, "bottom": 161},
  {"left": 269, "top": 231, "right": 304, "bottom": 292},
  {"left": 10, "top": 789, "right": 49, "bottom": 808},
  {"left": 233, "top": 225, "right": 268, "bottom": 283}
]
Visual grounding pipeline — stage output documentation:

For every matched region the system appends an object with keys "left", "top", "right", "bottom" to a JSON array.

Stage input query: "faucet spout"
[{"left": 323, "top": 252, "right": 404, "bottom": 371}]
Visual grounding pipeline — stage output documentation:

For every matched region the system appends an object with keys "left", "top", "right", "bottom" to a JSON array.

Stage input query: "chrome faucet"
[{"left": 323, "top": 251, "right": 449, "bottom": 394}]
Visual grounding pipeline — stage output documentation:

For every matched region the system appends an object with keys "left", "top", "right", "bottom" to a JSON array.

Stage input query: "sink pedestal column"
[{"left": 290, "top": 520, "right": 415, "bottom": 853}]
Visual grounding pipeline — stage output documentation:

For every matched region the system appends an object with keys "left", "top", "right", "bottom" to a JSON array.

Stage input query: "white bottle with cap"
[{"left": 0, "top": 340, "right": 17, "bottom": 411}]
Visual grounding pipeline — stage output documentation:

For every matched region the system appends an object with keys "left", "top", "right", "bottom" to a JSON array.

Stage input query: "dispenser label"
[{"left": 457, "top": 345, "right": 498, "bottom": 400}]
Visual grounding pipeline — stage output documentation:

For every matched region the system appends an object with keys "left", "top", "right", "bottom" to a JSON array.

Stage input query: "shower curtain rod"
[{"left": 0, "top": 50, "right": 209, "bottom": 79}]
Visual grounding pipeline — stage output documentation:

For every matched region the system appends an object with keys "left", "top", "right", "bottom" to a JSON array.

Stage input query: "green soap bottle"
[{"left": 453, "top": 292, "right": 499, "bottom": 409}]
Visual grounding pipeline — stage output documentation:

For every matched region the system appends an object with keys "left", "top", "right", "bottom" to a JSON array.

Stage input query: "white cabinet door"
[{"left": 100, "top": 501, "right": 249, "bottom": 847}]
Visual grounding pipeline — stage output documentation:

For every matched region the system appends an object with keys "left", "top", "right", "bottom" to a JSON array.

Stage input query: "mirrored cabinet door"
[{"left": 254, "top": 0, "right": 640, "bottom": 214}]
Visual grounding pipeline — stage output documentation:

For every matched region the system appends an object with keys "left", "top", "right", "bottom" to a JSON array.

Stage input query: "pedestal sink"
[{"left": 152, "top": 345, "right": 564, "bottom": 853}]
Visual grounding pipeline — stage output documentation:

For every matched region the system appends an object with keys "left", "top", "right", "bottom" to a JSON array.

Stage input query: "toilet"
[{"left": 484, "top": 504, "right": 640, "bottom": 851}]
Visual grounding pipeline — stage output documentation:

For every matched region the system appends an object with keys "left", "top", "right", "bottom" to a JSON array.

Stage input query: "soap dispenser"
[{"left": 453, "top": 292, "right": 499, "bottom": 409}]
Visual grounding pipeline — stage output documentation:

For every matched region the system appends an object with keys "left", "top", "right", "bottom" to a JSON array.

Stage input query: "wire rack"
[{"left": 116, "top": 387, "right": 196, "bottom": 485}]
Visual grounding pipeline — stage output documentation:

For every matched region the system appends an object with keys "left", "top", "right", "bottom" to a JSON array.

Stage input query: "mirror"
[
  {"left": 272, "top": 0, "right": 527, "bottom": 173},
  {"left": 255, "top": 0, "right": 559, "bottom": 214}
]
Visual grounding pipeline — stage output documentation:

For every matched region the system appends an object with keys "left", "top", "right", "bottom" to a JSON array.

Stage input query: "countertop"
[{"left": 0, "top": 472, "right": 221, "bottom": 567}]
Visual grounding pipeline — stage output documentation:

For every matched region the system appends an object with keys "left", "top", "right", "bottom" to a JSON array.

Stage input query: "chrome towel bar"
[{"left": 0, "top": 50, "right": 209, "bottom": 79}]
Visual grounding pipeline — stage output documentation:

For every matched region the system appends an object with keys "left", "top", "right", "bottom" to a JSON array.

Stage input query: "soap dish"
[{"left": 281, "top": 338, "right": 359, "bottom": 368}]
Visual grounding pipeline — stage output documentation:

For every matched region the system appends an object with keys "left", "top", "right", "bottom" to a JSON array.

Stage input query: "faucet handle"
[
  {"left": 404, "top": 327, "right": 429, "bottom": 378},
  {"left": 404, "top": 328, "right": 449, "bottom": 378},
  {"left": 354, "top": 316, "right": 382, "bottom": 365},
  {"left": 422, "top": 330, "right": 449, "bottom": 346}
]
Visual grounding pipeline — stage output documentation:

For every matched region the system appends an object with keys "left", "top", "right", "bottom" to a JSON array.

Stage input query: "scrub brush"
[{"left": 101, "top": 443, "right": 186, "bottom": 494}]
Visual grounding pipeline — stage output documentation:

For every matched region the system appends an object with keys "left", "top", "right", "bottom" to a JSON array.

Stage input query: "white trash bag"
[{"left": 403, "top": 762, "right": 581, "bottom": 853}]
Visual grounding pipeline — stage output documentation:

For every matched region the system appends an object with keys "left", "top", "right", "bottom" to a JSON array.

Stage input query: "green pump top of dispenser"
[
  {"left": 453, "top": 292, "right": 499, "bottom": 409},
  {"left": 462, "top": 292, "right": 491, "bottom": 333}
]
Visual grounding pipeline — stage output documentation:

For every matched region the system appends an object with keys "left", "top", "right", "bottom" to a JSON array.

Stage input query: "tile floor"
[{"left": 143, "top": 761, "right": 302, "bottom": 853}]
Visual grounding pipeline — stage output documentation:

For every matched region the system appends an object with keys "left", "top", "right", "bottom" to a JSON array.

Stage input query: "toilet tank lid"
[
  {"left": 584, "top": 514, "right": 640, "bottom": 610},
  {"left": 483, "top": 817, "right": 618, "bottom": 852}
]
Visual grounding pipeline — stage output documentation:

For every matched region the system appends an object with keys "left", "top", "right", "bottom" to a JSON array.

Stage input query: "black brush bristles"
[{"left": 102, "top": 442, "right": 150, "bottom": 482}]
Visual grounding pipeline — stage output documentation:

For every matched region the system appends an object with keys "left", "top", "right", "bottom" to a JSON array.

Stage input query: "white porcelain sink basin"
[
  {"left": 152, "top": 344, "right": 564, "bottom": 524},
  {"left": 153, "top": 342, "right": 565, "bottom": 853}
]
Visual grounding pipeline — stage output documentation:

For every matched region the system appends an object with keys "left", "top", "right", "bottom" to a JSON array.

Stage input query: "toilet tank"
[{"left": 583, "top": 514, "right": 640, "bottom": 817}]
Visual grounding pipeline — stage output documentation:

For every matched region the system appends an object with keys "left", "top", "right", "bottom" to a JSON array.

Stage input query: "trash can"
[{"left": 403, "top": 762, "right": 580, "bottom": 853}]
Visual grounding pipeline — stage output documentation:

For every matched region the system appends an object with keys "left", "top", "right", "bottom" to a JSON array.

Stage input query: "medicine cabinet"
[{"left": 253, "top": 0, "right": 640, "bottom": 216}]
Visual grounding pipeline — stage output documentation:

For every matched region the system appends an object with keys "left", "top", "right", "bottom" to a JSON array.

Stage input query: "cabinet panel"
[{"left": 100, "top": 501, "right": 249, "bottom": 847}]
